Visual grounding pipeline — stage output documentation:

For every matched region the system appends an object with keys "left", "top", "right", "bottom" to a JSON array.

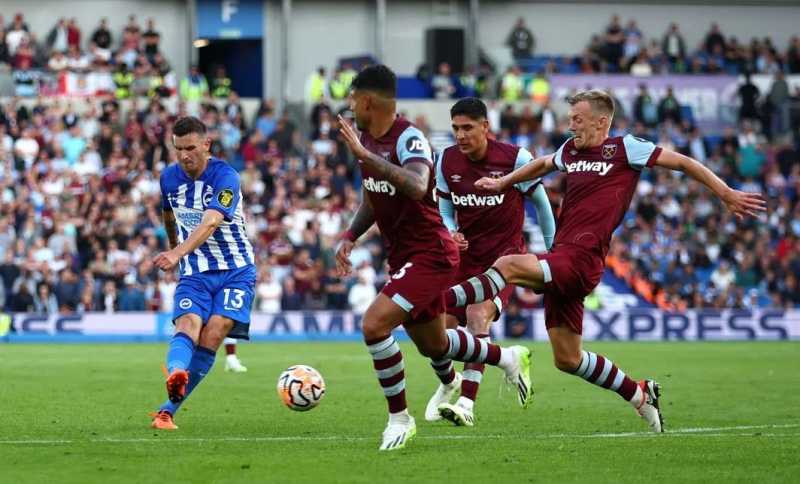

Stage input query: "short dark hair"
[
  {"left": 450, "top": 97, "right": 487, "bottom": 120},
  {"left": 350, "top": 64, "right": 396, "bottom": 98},
  {"left": 173, "top": 116, "right": 207, "bottom": 137},
  {"left": 567, "top": 89, "right": 615, "bottom": 118}
]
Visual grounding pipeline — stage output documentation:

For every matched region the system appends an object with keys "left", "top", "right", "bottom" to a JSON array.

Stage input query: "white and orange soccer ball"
[{"left": 276, "top": 365, "right": 326, "bottom": 411}]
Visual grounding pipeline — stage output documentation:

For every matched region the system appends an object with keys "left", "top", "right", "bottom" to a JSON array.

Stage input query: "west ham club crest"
[
  {"left": 489, "top": 171, "right": 504, "bottom": 179},
  {"left": 602, "top": 144, "right": 617, "bottom": 159}
]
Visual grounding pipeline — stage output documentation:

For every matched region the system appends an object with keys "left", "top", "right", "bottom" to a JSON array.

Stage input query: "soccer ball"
[{"left": 276, "top": 365, "right": 326, "bottom": 411}]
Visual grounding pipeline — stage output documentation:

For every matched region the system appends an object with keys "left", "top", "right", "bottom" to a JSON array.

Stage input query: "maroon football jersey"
[
  {"left": 359, "top": 117, "right": 459, "bottom": 272},
  {"left": 552, "top": 134, "right": 662, "bottom": 258},
  {"left": 436, "top": 139, "right": 540, "bottom": 270}
]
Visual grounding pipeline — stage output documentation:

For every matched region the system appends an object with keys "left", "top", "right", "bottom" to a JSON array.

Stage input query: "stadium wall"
[
  {"left": 3, "top": 310, "right": 798, "bottom": 343},
  {"left": 0, "top": 0, "right": 190, "bottom": 78},
  {"left": 272, "top": 0, "right": 800, "bottom": 101}
]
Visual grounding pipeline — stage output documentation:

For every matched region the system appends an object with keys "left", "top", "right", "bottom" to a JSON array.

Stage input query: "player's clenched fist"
[
  {"left": 335, "top": 239, "right": 355, "bottom": 277},
  {"left": 451, "top": 232, "right": 469, "bottom": 252},
  {"left": 154, "top": 250, "right": 181, "bottom": 271},
  {"left": 474, "top": 176, "right": 506, "bottom": 193}
]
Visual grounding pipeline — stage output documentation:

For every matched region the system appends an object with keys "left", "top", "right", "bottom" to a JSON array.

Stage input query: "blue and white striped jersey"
[{"left": 160, "top": 157, "right": 255, "bottom": 276}]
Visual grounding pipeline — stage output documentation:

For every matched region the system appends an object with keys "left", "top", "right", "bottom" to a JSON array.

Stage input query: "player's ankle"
[
  {"left": 456, "top": 397, "right": 474, "bottom": 411},
  {"left": 389, "top": 409, "right": 411, "bottom": 423}
]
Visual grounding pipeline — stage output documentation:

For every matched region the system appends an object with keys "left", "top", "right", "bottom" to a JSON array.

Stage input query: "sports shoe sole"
[
  {"left": 438, "top": 404, "right": 474, "bottom": 427},
  {"left": 166, "top": 370, "right": 189, "bottom": 404}
]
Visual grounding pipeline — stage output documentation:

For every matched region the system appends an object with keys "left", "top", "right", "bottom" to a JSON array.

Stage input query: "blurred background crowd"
[{"left": 0, "top": 11, "right": 797, "bottom": 315}]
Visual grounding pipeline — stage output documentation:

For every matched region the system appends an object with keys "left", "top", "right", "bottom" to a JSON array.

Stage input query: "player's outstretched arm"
[
  {"left": 162, "top": 209, "right": 178, "bottom": 250},
  {"left": 154, "top": 209, "right": 224, "bottom": 271},
  {"left": 654, "top": 149, "right": 767, "bottom": 220},
  {"left": 475, "top": 155, "right": 557, "bottom": 192},
  {"left": 337, "top": 115, "right": 429, "bottom": 200}
]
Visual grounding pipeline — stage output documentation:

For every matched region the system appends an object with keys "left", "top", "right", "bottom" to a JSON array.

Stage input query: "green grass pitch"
[{"left": 2, "top": 341, "right": 799, "bottom": 483}]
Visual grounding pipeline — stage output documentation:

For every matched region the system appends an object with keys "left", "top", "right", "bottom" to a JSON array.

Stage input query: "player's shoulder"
[
  {"left": 440, "top": 144, "right": 462, "bottom": 162},
  {"left": 207, "top": 157, "right": 239, "bottom": 179},
  {"left": 488, "top": 138, "right": 522, "bottom": 158},
  {"left": 160, "top": 162, "right": 181, "bottom": 185}
]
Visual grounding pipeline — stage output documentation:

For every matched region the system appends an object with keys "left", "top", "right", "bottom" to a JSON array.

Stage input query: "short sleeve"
[
  {"left": 396, "top": 126, "right": 433, "bottom": 166},
  {"left": 160, "top": 171, "right": 172, "bottom": 211},
  {"left": 207, "top": 168, "right": 241, "bottom": 222},
  {"left": 623, "top": 134, "right": 662, "bottom": 170},
  {"left": 512, "top": 148, "right": 542, "bottom": 194},
  {"left": 435, "top": 150, "right": 451, "bottom": 199},
  {"left": 552, "top": 139, "right": 569, "bottom": 172}
]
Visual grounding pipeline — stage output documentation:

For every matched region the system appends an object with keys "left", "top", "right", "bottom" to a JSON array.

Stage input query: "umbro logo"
[
  {"left": 570, "top": 150, "right": 578, "bottom": 155},
  {"left": 450, "top": 174, "right": 462, "bottom": 183}
]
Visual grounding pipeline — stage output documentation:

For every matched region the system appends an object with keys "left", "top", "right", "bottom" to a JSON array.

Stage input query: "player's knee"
[
  {"left": 553, "top": 352, "right": 582, "bottom": 373},
  {"left": 416, "top": 338, "right": 447, "bottom": 359},
  {"left": 361, "top": 318, "right": 388, "bottom": 342},
  {"left": 465, "top": 307, "right": 493, "bottom": 335}
]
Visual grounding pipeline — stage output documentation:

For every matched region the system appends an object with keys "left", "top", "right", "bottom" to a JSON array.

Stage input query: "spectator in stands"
[
  {"left": 657, "top": 86, "right": 682, "bottom": 125},
  {"left": 500, "top": 65, "right": 524, "bottom": 102},
  {"left": 704, "top": 23, "right": 726, "bottom": 55},
  {"left": 46, "top": 18, "right": 69, "bottom": 54},
  {"left": 90, "top": 18, "right": 112, "bottom": 61},
  {"left": 661, "top": 23, "right": 686, "bottom": 68},
  {"left": 506, "top": 17, "right": 534, "bottom": 60},
  {"left": 33, "top": 282, "right": 58, "bottom": 314},
  {"left": 787, "top": 36, "right": 800, "bottom": 74},
  {"left": 142, "top": 18, "right": 160, "bottom": 60},
  {"left": 280, "top": 276, "right": 302, "bottom": 310},
  {"left": 5, "top": 14, "right": 29, "bottom": 57},
  {"left": 305, "top": 66, "right": 328, "bottom": 105},
  {"left": 602, "top": 14, "right": 625, "bottom": 71},
  {"left": 623, "top": 19, "right": 643, "bottom": 61},
  {"left": 633, "top": 84, "right": 658, "bottom": 128},
  {"left": 66, "top": 18, "right": 81, "bottom": 51},
  {"left": 179, "top": 65, "right": 209, "bottom": 102},
  {"left": 767, "top": 71, "right": 790, "bottom": 138},
  {"left": 431, "top": 62, "right": 456, "bottom": 100},
  {"left": 211, "top": 65, "right": 232, "bottom": 99},
  {"left": 628, "top": 51, "right": 653, "bottom": 76},
  {"left": 348, "top": 272, "right": 376, "bottom": 314}
]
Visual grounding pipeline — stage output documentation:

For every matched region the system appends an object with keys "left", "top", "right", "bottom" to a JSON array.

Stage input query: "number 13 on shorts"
[{"left": 215, "top": 286, "right": 254, "bottom": 322}]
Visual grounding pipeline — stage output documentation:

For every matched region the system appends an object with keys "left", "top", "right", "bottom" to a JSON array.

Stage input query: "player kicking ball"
[
  {"left": 426, "top": 97, "right": 556, "bottom": 427},
  {"left": 447, "top": 90, "right": 766, "bottom": 433},
  {"left": 336, "top": 65, "right": 533, "bottom": 451},
  {"left": 150, "top": 116, "right": 256, "bottom": 430}
]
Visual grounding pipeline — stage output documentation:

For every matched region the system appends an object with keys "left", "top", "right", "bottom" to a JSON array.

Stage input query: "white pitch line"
[{"left": 1, "top": 423, "right": 798, "bottom": 446}]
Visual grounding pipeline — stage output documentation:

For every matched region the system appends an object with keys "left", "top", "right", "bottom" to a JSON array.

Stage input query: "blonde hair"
[{"left": 567, "top": 89, "right": 615, "bottom": 119}]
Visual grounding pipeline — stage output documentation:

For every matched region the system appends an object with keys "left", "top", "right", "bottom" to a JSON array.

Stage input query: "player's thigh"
[
  {"left": 465, "top": 299, "right": 497, "bottom": 335},
  {"left": 199, "top": 314, "right": 235, "bottom": 350},
  {"left": 495, "top": 254, "right": 545, "bottom": 291},
  {"left": 405, "top": 312, "right": 449, "bottom": 359},
  {"left": 211, "top": 267, "right": 256, "bottom": 323},
  {"left": 362, "top": 293, "right": 408, "bottom": 341},
  {"left": 173, "top": 275, "right": 212, "bottom": 327}
]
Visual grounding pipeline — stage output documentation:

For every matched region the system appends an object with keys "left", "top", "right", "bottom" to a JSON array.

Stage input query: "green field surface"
[{"left": 2, "top": 341, "right": 798, "bottom": 483}]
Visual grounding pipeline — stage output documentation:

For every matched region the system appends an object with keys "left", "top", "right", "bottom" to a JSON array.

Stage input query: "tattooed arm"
[
  {"left": 163, "top": 210, "right": 178, "bottom": 249},
  {"left": 359, "top": 151, "right": 429, "bottom": 201}
]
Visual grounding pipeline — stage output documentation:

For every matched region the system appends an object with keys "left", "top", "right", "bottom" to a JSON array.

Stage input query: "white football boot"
[
  {"left": 225, "top": 355, "right": 248, "bottom": 373},
  {"left": 504, "top": 346, "right": 533, "bottom": 408},
  {"left": 437, "top": 397, "right": 475, "bottom": 427},
  {"left": 424, "top": 372, "right": 462, "bottom": 421},
  {"left": 635, "top": 380, "right": 664, "bottom": 433},
  {"left": 379, "top": 413, "right": 416, "bottom": 451}
]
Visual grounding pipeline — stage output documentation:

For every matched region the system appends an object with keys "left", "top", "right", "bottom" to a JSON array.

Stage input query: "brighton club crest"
[{"left": 602, "top": 144, "right": 617, "bottom": 159}]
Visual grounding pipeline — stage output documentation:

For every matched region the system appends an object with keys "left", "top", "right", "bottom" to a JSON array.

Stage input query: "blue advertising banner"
[
  {"left": 3, "top": 310, "right": 799, "bottom": 343},
  {"left": 196, "top": 0, "right": 263, "bottom": 39}
]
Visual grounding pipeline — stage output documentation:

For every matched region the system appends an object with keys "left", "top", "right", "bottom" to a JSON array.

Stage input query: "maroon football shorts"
[
  {"left": 382, "top": 258, "right": 457, "bottom": 325},
  {"left": 536, "top": 245, "right": 605, "bottom": 335}
]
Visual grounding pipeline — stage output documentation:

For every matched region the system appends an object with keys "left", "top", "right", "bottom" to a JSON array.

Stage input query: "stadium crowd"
[{"left": 0, "top": 11, "right": 797, "bottom": 314}]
